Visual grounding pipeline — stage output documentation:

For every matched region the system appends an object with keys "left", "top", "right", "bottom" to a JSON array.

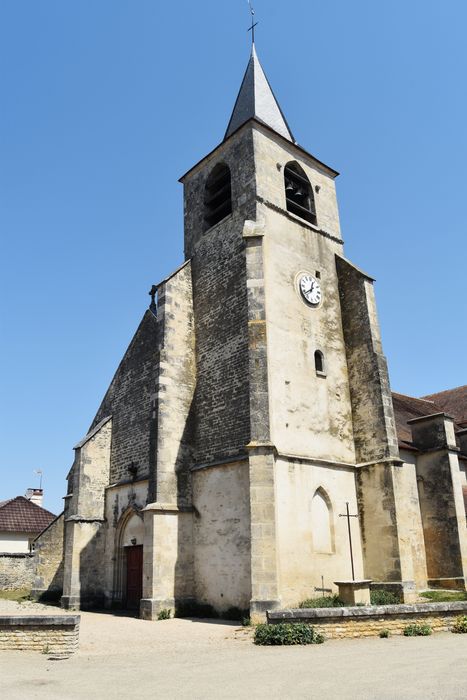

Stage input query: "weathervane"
[{"left": 247, "top": 1, "right": 258, "bottom": 44}]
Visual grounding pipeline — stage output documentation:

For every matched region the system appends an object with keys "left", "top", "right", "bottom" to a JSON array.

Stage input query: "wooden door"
[{"left": 126, "top": 545, "right": 143, "bottom": 609}]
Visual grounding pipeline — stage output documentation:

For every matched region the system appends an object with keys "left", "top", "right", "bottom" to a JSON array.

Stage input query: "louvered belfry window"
[
  {"left": 284, "top": 161, "right": 317, "bottom": 226},
  {"left": 204, "top": 163, "right": 232, "bottom": 230}
]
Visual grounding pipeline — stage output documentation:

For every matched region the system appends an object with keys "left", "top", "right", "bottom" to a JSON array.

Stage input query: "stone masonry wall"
[
  {"left": 91, "top": 311, "right": 158, "bottom": 484},
  {"left": 153, "top": 262, "right": 196, "bottom": 506},
  {"left": 0, "top": 553, "right": 34, "bottom": 590},
  {"left": 31, "top": 514, "right": 64, "bottom": 600},
  {"left": 183, "top": 126, "right": 257, "bottom": 464},
  {"left": 268, "top": 602, "right": 467, "bottom": 640},
  {"left": 0, "top": 615, "right": 80, "bottom": 655},
  {"left": 336, "top": 256, "right": 399, "bottom": 463}
]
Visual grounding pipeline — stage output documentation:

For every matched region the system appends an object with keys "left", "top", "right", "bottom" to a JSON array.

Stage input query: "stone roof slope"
[
  {"left": 224, "top": 44, "right": 295, "bottom": 143},
  {"left": 0, "top": 496, "right": 56, "bottom": 534}
]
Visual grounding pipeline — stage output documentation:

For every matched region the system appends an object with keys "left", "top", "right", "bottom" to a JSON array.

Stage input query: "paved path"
[{"left": 1, "top": 608, "right": 466, "bottom": 699}]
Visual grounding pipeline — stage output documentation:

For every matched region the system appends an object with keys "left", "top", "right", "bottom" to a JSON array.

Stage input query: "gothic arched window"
[
  {"left": 314, "top": 350, "right": 325, "bottom": 375},
  {"left": 311, "top": 488, "right": 334, "bottom": 553},
  {"left": 284, "top": 161, "right": 317, "bottom": 225},
  {"left": 204, "top": 163, "right": 232, "bottom": 231}
]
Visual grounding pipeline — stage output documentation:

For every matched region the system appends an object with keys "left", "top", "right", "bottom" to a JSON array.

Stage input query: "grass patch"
[
  {"left": 452, "top": 615, "right": 467, "bottom": 633},
  {"left": 379, "top": 629, "right": 390, "bottom": 638},
  {"left": 370, "top": 590, "right": 400, "bottom": 606},
  {"left": 254, "top": 623, "right": 324, "bottom": 646},
  {"left": 298, "top": 595, "right": 344, "bottom": 609},
  {"left": 403, "top": 623, "right": 432, "bottom": 637},
  {"left": 0, "top": 589, "right": 31, "bottom": 602},
  {"left": 420, "top": 590, "right": 467, "bottom": 603}
]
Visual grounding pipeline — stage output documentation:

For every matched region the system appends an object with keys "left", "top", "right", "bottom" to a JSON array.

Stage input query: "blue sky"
[{"left": 1, "top": 1, "right": 465, "bottom": 513}]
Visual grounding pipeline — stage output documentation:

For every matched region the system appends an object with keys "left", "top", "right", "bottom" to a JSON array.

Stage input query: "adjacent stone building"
[
  {"left": 0, "top": 490, "right": 59, "bottom": 592},
  {"left": 58, "top": 46, "right": 467, "bottom": 619}
]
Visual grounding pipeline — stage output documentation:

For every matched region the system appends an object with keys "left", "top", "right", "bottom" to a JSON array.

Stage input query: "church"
[{"left": 59, "top": 45, "right": 467, "bottom": 620}]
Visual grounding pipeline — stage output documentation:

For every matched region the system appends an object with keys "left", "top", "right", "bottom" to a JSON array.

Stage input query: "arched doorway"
[{"left": 114, "top": 508, "right": 145, "bottom": 609}]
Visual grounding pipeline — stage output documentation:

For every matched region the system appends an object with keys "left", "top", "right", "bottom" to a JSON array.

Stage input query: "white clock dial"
[{"left": 299, "top": 274, "right": 322, "bottom": 306}]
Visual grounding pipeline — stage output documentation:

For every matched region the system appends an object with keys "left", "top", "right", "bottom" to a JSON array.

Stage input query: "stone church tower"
[{"left": 60, "top": 45, "right": 465, "bottom": 620}]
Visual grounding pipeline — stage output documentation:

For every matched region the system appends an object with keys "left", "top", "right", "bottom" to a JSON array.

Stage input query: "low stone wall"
[
  {"left": 0, "top": 615, "right": 80, "bottom": 655},
  {"left": 0, "top": 553, "right": 34, "bottom": 590},
  {"left": 268, "top": 602, "right": 467, "bottom": 639}
]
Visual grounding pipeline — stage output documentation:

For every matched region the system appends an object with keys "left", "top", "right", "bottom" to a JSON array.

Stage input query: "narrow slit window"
[
  {"left": 315, "top": 350, "right": 325, "bottom": 375},
  {"left": 284, "top": 161, "right": 317, "bottom": 225},
  {"left": 204, "top": 163, "right": 232, "bottom": 231}
]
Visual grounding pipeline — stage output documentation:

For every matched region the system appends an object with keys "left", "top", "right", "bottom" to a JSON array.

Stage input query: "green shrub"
[
  {"left": 242, "top": 617, "right": 252, "bottom": 627},
  {"left": 254, "top": 623, "right": 324, "bottom": 646},
  {"left": 157, "top": 608, "right": 171, "bottom": 620},
  {"left": 298, "top": 595, "right": 344, "bottom": 609},
  {"left": 370, "top": 590, "right": 400, "bottom": 606},
  {"left": 452, "top": 615, "right": 467, "bottom": 633},
  {"left": 379, "top": 629, "right": 390, "bottom": 638},
  {"left": 420, "top": 590, "right": 467, "bottom": 603},
  {"left": 175, "top": 601, "right": 219, "bottom": 619},
  {"left": 403, "top": 623, "right": 432, "bottom": 637}
]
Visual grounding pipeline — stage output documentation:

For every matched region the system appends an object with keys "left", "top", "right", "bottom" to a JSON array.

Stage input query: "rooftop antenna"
[
  {"left": 34, "top": 469, "right": 43, "bottom": 490},
  {"left": 247, "top": 1, "right": 258, "bottom": 45}
]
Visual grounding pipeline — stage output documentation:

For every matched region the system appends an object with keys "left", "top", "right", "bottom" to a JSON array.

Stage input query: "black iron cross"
[
  {"left": 339, "top": 502, "right": 359, "bottom": 581},
  {"left": 247, "top": 1, "right": 258, "bottom": 44},
  {"left": 314, "top": 575, "right": 332, "bottom": 596}
]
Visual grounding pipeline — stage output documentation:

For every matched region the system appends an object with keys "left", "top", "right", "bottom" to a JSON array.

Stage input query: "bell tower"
[{"left": 179, "top": 44, "right": 420, "bottom": 618}]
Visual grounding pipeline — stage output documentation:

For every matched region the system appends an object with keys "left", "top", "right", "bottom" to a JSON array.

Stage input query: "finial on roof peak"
[{"left": 247, "top": 1, "right": 258, "bottom": 45}]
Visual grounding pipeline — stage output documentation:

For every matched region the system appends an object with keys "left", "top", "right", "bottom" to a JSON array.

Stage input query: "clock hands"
[{"left": 300, "top": 274, "right": 321, "bottom": 304}]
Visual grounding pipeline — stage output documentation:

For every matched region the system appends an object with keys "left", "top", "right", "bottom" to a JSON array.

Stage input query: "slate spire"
[{"left": 224, "top": 45, "right": 295, "bottom": 143}]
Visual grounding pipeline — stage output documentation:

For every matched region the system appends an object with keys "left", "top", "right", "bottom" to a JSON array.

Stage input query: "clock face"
[{"left": 299, "top": 274, "right": 322, "bottom": 306}]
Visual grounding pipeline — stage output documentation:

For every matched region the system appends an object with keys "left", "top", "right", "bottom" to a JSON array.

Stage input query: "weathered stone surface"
[
  {"left": 31, "top": 513, "right": 64, "bottom": 600},
  {"left": 268, "top": 602, "right": 467, "bottom": 639},
  {"left": 49, "top": 66, "right": 467, "bottom": 623},
  {"left": 0, "top": 553, "right": 34, "bottom": 590},
  {"left": 91, "top": 312, "right": 159, "bottom": 484},
  {"left": 0, "top": 615, "right": 80, "bottom": 655}
]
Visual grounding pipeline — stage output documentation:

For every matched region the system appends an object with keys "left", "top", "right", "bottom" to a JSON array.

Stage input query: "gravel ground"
[
  {"left": 0, "top": 607, "right": 466, "bottom": 699},
  {"left": 0, "top": 598, "right": 73, "bottom": 615}
]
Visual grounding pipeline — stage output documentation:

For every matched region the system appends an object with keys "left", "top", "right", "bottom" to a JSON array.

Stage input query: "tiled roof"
[
  {"left": 0, "top": 496, "right": 56, "bottom": 534},
  {"left": 392, "top": 386, "right": 467, "bottom": 452},
  {"left": 391, "top": 392, "right": 440, "bottom": 448},
  {"left": 422, "top": 385, "right": 467, "bottom": 426}
]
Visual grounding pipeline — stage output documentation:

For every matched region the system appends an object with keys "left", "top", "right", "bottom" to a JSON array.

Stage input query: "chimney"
[{"left": 25, "top": 488, "right": 43, "bottom": 507}]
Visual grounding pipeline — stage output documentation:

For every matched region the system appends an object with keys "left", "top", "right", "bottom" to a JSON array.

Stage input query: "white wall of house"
[{"left": 0, "top": 531, "right": 33, "bottom": 553}]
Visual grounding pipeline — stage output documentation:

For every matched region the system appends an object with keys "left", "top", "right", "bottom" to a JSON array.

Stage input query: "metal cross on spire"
[{"left": 247, "top": 1, "right": 258, "bottom": 44}]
